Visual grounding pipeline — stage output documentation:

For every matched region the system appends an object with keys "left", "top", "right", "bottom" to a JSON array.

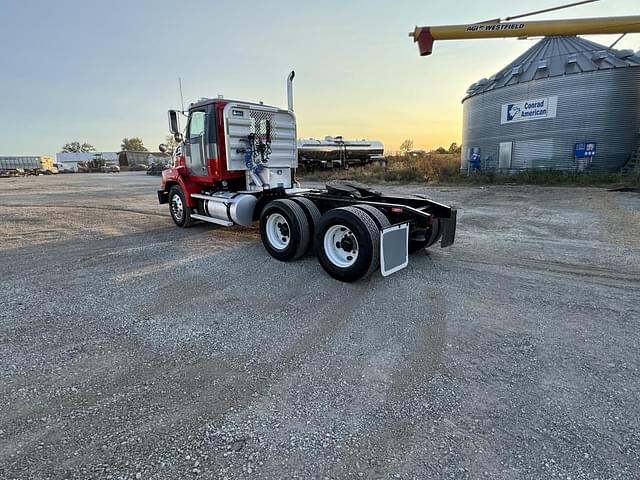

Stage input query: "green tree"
[
  {"left": 448, "top": 142, "right": 462, "bottom": 154},
  {"left": 120, "top": 137, "right": 147, "bottom": 152},
  {"left": 399, "top": 139, "right": 414, "bottom": 156},
  {"left": 61, "top": 141, "right": 96, "bottom": 153},
  {"left": 434, "top": 146, "right": 448, "bottom": 154}
]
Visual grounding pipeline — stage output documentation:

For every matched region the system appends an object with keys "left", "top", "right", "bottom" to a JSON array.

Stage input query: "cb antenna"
[{"left": 178, "top": 77, "right": 185, "bottom": 113}]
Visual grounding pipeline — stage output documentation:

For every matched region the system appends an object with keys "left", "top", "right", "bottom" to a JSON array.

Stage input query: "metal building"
[{"left": 461, "top": 36, "right": 640, "bottom": 173}]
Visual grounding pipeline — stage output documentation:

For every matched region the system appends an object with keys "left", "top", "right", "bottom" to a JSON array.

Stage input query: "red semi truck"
[{"left": 157, "top": 72, "right": 457, "bottom": 282}]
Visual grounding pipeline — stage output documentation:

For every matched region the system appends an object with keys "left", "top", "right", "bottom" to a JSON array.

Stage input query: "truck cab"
[{"left": 160, "top": 97, "right": 298, "bottom": 198}]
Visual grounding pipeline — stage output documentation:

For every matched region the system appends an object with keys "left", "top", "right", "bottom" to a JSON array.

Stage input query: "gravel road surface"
[{"left": 1, "top": 173, "right": 639, "bottom": 479}]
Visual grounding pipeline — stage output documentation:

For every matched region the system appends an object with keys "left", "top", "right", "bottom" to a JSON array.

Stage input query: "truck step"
[{"left": 190, "top": 213, "right": 233, "bottom": 227}]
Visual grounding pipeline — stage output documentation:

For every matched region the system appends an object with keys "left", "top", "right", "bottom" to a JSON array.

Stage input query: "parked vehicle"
[
  {"left": 157, "top": 72, "right": 457, "bottom": 282},
  {"left": 76, "top": 161, "right": 91, "bottom": 173},
  {"left": 129, "top": 163, "right": 149, "bottom": 171},
  {"left": 101, "top": 163, "right": 120, "bottom": 173},
  {"left": 55, "top": 162, "right": 76, "bottom": 173},
  {"left": 147, "top": 162, "right": 168, "bottom": 175},
  {"left": 0, "top": 156, "right": 57, "bottom": 175},
  {"left": 78, "top": 157, "right": 113, "bottom": 173}
]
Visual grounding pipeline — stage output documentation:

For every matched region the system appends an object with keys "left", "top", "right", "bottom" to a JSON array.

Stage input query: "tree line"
[
  {"left": 399, "top": 139, "right": 462, "bottom": 156},
  {"left": 60, "top": 137, "right": 155, "bottom": 153}
]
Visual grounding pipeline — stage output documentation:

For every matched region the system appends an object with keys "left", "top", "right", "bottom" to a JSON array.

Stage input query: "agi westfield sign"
[
  {"left": 501, "top": 96, "right": 558, "bottom": 124},
  {"left": 466, "top": 23, "right": 525, "bottom": 32}
]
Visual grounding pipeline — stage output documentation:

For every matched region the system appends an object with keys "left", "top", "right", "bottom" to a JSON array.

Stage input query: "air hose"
[{"left": 243, "top": 128, "right": 272, "bottom": 173}]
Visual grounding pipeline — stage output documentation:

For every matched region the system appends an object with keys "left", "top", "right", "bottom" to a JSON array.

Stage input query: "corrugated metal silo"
[{"left": 461, "top": 36, "right": 640, "bottom": 172}]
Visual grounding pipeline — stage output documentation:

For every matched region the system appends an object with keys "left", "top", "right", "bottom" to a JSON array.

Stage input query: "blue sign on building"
[{"left": 574, "top": 142, "right": 597, "bottom": 158}]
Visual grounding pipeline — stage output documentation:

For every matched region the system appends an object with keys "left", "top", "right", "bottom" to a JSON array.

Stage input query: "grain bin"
[{"left": 461, "top": 36, "right": 640, "bottom": 173}]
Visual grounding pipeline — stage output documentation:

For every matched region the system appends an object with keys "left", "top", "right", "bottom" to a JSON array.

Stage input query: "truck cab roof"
[{"left": 188, "top": 97, "right": 276, "bottom": 110}]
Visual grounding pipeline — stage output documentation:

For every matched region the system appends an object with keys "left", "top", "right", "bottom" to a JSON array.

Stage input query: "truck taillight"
[{"left": 391, "top": 207, "right": 403, "bottom": 213}]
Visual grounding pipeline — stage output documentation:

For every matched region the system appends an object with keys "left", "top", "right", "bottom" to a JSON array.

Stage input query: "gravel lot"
[{"left": 1, "top": 172, "right": 639, "bottom": 479}]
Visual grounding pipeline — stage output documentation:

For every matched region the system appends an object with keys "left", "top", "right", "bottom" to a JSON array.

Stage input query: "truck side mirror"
[{"left": 168, "top": 110, "right": 180, "bottom": 135}]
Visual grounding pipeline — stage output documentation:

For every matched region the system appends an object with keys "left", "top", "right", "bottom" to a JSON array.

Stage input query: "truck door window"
[
  {"left": 189, "top": 111, "right": 205, "bottom": 139},
  {"left": 185, "top": 110, "right": 207, "bottom": 176}
]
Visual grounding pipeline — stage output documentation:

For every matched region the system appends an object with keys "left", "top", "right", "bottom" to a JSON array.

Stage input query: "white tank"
[{"left": 297, "top": 136, "right": 384, "bottom": 166}]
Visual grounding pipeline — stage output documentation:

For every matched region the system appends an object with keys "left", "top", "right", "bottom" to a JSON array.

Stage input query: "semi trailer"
[
  {"left": 0, "top": 156, "right": 57, "bottom": 175},
  {"left": 157, "top": 72, "right": 457, "bottom": 282}
]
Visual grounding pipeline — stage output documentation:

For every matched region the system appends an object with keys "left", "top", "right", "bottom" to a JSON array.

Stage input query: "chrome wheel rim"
[
  {"left": 266, "top": 213, "right": 290, "bottom": 250},
  {"left": 171, "top": 194, "right": 184, "bottom": 221},
  {"left": 324, "top": 224, "right": 358, "bottom": 268}
]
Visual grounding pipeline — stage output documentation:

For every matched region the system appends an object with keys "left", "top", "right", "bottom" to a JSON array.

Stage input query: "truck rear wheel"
[
  {"left": 168, "top": 185, "right": 194, "bottom": 228},
  {"left": 316, "top": 207, "right": 380, "bottom": 282},
  {"left": 354, "top": 204, "right": 390, "bottom": 229},
  {"left": 260, "top": 199, "right": 310, "bottom": 262},
  {"left": 290, "top": 197, "right": 322, "bottom": 255}
]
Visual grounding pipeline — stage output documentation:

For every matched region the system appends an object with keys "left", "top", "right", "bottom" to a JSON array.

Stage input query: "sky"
[{"left": 0, "top": 0, "right": 638, "bottom": 155}]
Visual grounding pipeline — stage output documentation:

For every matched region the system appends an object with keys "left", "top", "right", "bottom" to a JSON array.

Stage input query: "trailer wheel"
[
  {"left": 316, "top": 207, "right": 380, "bottom": 282},
  {"left": 290, "top": 197, "right": 322, "bottom": 254},
  {"left": 408, "top": 219, "right": 441, "bottom": 253},
  {"left": 260, "top": 199, "right": 310, "bottom": 262},
  {"left": 168, "top": 185, "right": 194, "bottom": 228}
]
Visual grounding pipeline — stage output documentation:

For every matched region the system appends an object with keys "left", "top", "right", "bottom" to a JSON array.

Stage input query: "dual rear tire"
[
  {"left": 260, "top": 200, "right": 390, "bottom": 282},
  {"left": 315, "top": 206, "right": 384, "bottom": 282},
  {"left": 259, "top": 199, "right": 311, "bottom": 261}
]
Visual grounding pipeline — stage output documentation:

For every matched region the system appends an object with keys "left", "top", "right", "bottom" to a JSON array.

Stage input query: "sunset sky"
[{"left": 0, "top": 0, "right": 638, "bottom": 155}]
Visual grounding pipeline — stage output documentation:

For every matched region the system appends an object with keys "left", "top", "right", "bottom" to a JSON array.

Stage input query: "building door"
[{"left": 499, "top": 142, "right": 513, "bottom": 169}]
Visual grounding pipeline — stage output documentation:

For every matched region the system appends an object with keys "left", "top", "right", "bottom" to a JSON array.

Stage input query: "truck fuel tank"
[{"left": 191, "top": 192, "right": 257, "bottom": 226}]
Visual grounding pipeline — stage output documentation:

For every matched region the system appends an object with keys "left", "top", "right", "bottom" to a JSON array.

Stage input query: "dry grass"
[
  {"left": 300, "top": 153, "right": 460, "bottom": 183},
  {"left": 299, "top": 153, "right": 640, "bottom": 187},
  {"left": 453, "top": 169, "right": 640, "bottom": 187}
]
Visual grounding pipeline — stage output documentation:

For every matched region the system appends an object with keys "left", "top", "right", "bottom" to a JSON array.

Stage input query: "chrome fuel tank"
[{"left": 192, "top": 192, "right": 257, "bottom": 226}]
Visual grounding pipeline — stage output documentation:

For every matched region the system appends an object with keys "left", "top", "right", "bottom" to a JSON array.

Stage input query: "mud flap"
[
  {"left": 157, "top": 190, "right": 169, "bottom": 204},
  {"left": 380, "top": 223, "right": 409, "bottom": 277},
  {"left": 440, "top": 208, "right": 457, "bottom": 248}
]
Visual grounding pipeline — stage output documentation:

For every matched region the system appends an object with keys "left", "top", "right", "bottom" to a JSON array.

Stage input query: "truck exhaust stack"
[{"left": 287, "top": 71, "right": 295, "bottom": 112}]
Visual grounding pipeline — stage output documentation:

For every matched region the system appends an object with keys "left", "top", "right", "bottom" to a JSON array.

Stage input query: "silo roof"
[{"left": 464, "top": 36, "right": 640, "bottom": 100}]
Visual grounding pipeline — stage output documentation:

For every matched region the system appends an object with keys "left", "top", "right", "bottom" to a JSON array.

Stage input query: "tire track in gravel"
[{"left": 447, "top": 255, "right": 640, "bottom": 290}]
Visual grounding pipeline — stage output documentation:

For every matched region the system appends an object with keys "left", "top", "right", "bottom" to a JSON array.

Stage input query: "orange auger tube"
[{"left": 410, "top": 15, "right": 640, "bottom": 55}]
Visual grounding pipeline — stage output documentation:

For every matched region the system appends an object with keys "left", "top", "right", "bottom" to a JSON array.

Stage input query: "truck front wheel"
[{"left": 168, "top": 185, "right": 194, "bottom": 228}]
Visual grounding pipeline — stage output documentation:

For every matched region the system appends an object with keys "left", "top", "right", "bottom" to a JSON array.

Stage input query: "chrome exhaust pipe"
[{"left": 287, "top": 70, "right": 295, "bottom": 111}]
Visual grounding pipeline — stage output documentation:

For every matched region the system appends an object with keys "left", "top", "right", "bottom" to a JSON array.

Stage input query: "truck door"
[{"left": 185, "top": 110, "right": 208, "bottom": 176}]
